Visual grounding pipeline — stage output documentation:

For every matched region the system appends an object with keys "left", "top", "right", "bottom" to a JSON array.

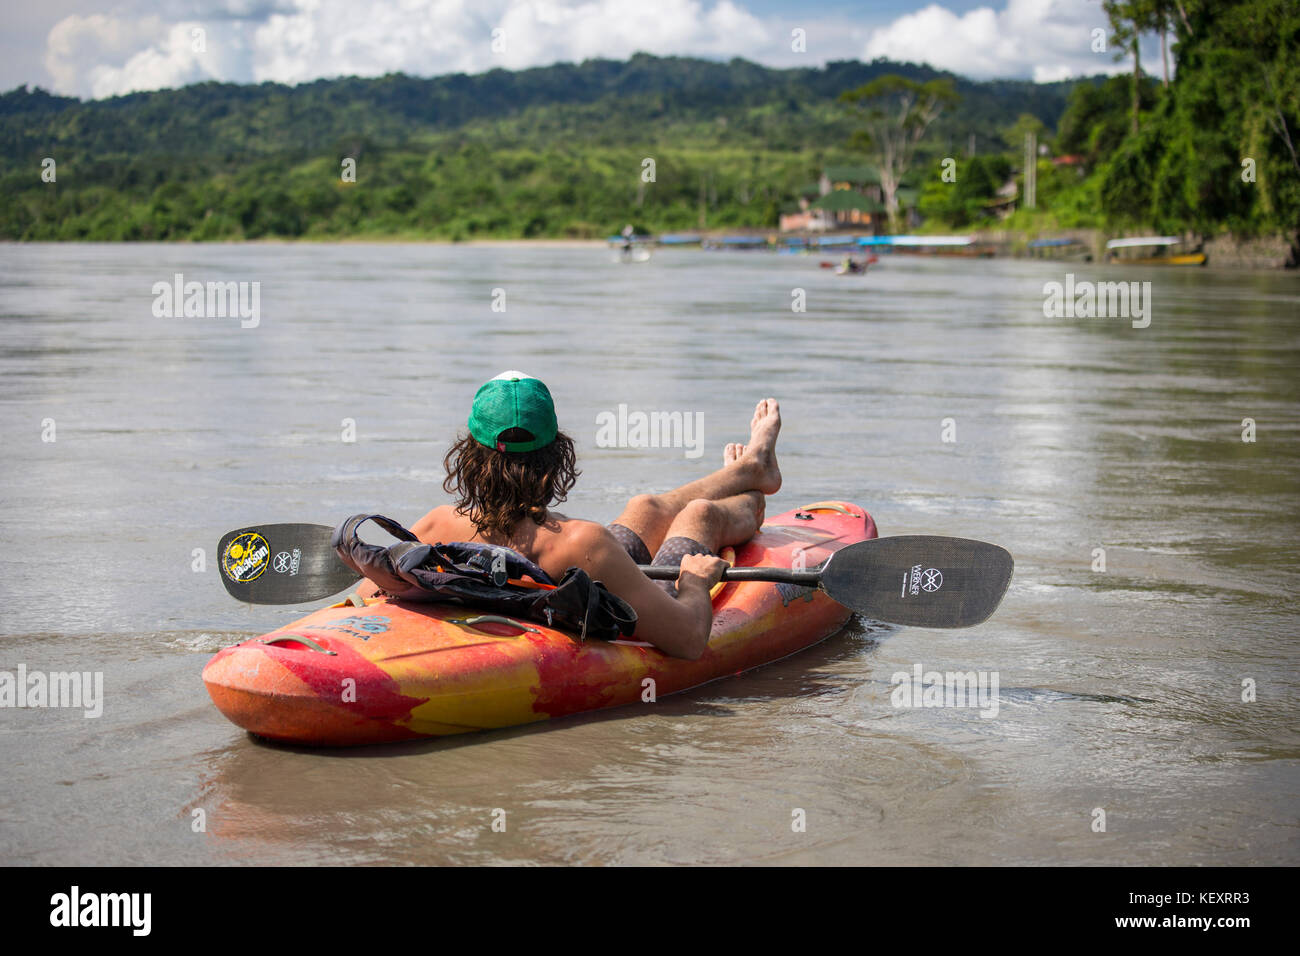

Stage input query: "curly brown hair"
[{"left": 442, "top": 429, "right": 580, "bottom": 539}]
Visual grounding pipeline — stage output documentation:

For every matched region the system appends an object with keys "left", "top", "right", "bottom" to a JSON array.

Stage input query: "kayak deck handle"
[
  {"left": 448, "top": 615, "right": 540, "bottom": 634},
  {"left": 798, "top": 501, "right": 856, "bottom": 516},
  {"left": 257, "top": 634, "right": 337, "bottom": 655}
]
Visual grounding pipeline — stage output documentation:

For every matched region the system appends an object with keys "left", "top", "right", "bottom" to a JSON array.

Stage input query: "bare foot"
[
  {"left": 723, "top": 442, "right": 745, "bottom": 466},
  {"left": 738, "top": 399, "right": 782, "bottom": 495}
]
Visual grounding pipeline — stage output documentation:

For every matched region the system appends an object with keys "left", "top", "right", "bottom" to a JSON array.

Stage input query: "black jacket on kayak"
[{"left": 331, "top": 513, "right": 636, "bottom": 643}]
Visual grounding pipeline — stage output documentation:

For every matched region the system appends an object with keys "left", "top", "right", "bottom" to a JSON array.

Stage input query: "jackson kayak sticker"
[
  {"left": 222, "top": 532, "right": 270, "bottom": 583},
  {"left": 902, "top": 565, "right": 943, "bottom": 597}
]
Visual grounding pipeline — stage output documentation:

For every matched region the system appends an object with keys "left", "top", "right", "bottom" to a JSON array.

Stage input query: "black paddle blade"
[
  {"left": 217, "top": 523, "right": 359, "bottom": 604},
  {"left": 819, "top": 535, "right": 1013, "bottom": 628}
]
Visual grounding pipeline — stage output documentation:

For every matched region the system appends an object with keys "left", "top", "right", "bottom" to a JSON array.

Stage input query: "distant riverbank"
[
  {"left": 966, "top": 229, "right": 1298, "bottom": 270},
  {"left": 5, "top": 231, "right": 1294, "bottom": 269},
  {"left": 770, "top": 227, "right": 1298, "bottom": 270}
]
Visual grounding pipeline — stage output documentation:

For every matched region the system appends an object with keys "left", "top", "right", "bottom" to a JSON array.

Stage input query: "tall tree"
[
  {"left": 839, "top": 75, "right": 958, "bottom": 229},
  {"left": 1104, "top": 0, "right": 1145, "bottom": 134},
  {"left": 1155, "top": 1, "right": 1172, "bottom": 87}
]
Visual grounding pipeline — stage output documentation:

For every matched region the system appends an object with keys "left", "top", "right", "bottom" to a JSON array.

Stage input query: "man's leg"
[
  {"left": 658, "top": 491, "right": 765, "bottom": 555},
  {"left": 611, "top": 399, "right": 782, "bottom": 555},
  {"left": 643, "top": 491, "right": 765, "bottom": 595}
]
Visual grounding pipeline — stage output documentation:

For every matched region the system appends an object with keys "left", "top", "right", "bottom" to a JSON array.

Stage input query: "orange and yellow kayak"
[{"left": 202, "top": 501, "right": 876, "bottom": 745}]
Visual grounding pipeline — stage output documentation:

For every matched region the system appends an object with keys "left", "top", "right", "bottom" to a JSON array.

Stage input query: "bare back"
[
  {"left": 409, "top": 504, "right": 594, "bottom": 583},
  {"left": 405, "top": 505, "right": 720, "bottom": 659}
]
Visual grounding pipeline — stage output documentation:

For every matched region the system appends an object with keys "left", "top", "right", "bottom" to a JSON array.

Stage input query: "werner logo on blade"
[
  {"left": 272, "top": 548, "right": 302, "bottom": 575},
  {"left": 903, "top": 564, "right": 943, "bottom": 597}
]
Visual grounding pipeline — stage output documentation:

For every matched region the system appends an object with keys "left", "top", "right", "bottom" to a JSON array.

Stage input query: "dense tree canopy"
[
  {"left": 911, "top": 0, "right": 1297, "bottom": 238},
  {"left": 1091, "top": 0, "right": 1298, "bottom": 234},
  {"left": 0, "top": 55, "right": 1081, "bottom": 240}
]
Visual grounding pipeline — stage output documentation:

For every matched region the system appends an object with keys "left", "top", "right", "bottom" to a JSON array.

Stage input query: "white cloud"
[
  {"left": 252, "top": 0, "right": 483, "bottom": 83},
  {"left": 42, "top": 0, "right": 1139, "bottom": 100},
  {"left": 862, "top": 0, "right": 1126, "bottom": 82},
  {"left": 47, "top": 13, "right": 257, "bottom": 97},
  {"left": 250, "top": 0, "right": 771, "bottom": 80},
  {"left": 45, "top": 14, "right": 164, "bottom": 95},
  {"left": 88, "top": 23, "right": 227, "bottom": 98},
  {"left": 48, "top": 0, "right": 781, "bottom": 97},
  {"left": 1032, "top": 63, "right": 1077, "bottom": 84}
]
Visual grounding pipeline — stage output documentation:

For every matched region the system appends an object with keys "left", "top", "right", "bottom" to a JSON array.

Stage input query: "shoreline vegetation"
[{"left": 1, "top": 3, "right": 1295, "bottom": 268}]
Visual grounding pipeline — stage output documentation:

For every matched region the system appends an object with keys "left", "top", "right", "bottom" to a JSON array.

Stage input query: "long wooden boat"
[{"left": 1106, "top": 236, "right": 1206, "bottom": 266}]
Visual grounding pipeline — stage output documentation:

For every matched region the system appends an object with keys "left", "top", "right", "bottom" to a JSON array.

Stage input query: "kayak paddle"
[
  {"left": 643, "top": 534, "right": 1012, "bottom": 628},
  {"left": 217, "top": 523, "right": 1012, "bottom": 627}
]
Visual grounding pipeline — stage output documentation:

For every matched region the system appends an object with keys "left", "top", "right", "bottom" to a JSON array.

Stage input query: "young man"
[{"left": 358, "top": 371, "right": 782, "bottom": 659}]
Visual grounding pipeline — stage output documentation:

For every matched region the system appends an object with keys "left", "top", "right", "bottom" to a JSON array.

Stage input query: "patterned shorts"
[{"left": 607, "top": 523, "right": 714, "bottom": 596}]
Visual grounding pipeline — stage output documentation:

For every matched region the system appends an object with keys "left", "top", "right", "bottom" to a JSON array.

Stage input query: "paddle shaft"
[{"left": 640, "top": 565, "right": 821, "bottom": 585}]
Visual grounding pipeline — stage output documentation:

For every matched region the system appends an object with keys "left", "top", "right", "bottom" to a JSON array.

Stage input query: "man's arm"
[{"left": 560, "top": 523, "right": 725, "bottom": 660}]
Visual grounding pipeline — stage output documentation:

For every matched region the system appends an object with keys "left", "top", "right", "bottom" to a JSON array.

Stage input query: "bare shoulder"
[
  {"left": 528, "top": 517, "right": 631, "bottom": 579},
  {"left": 549, "top": 517, "right": 622, "bottom": 566},
  {"left": 411, "top": 505, "right": 456, "bottom": 542}
]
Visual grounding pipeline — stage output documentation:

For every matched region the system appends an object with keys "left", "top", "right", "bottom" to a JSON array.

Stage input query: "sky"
[{"left": 4, "top": 0, "right": 1139, "bottom": 101}]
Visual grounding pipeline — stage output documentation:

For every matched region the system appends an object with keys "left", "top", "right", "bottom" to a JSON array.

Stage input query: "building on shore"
[{"left": 779, "top": 165, "right": 916, "bottom": 233}]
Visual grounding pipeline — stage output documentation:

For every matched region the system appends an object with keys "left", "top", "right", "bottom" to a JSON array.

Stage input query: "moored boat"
[
  {"left": 1106, "top": 236, "right": 1206, "bottom": 266},
  {"left": 857, "top": 235, "right": 995, "bottom": 257}
]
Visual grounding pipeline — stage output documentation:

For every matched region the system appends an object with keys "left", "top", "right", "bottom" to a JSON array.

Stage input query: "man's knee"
[{"left": 626, "top": 493, "right": 668, "bottom": 521}]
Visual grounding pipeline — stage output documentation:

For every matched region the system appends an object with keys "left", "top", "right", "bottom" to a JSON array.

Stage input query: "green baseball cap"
[{"left": 468, "top": 371, "right": 558, "bottom": 452}]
